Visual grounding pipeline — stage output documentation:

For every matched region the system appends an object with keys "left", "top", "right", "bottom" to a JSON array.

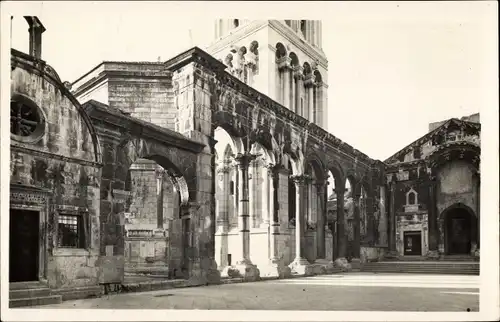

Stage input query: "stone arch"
[
  {"left": 212, "top": 113, "right": 245, "bottom": 155},
  {"left": 326, "top": 159, "right": 346, "bottom": 190},
  {"left": 289, "top": 52, "right": 300, "bottom": 67},
  {"left": 304, "top": 151, "right": 327, "bottom": 181},
  {"left": 439, "top": 203, "right": 478, "bottom": 255},
  {"left": 114, "top": 138, "right": 194, "bottom": 205},
  {"left": 275, "top": 42, "right": 287, "bottom": 59}
]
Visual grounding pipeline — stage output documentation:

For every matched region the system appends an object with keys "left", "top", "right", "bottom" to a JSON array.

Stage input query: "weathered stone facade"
[
  {"left": 384, "top": 116, "right": 480, "bottom": 260},
  {"left": 10, "top": 45, "right": 102, "bottom": 290}
]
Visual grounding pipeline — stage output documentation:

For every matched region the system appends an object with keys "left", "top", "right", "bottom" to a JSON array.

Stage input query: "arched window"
[
  {"left": 233, "top": 19, "right": 239, "bottom": 28},
  {"left": 230, "top": 181, "right": 235, "bottom": 195}
]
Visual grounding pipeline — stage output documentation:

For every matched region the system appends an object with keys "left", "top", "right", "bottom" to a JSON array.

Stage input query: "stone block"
[{"left": 333, "top": 257, "right": 352, "bottom": 272}]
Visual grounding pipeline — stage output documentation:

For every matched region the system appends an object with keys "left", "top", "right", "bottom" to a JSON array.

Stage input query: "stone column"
[
  {"left": 289, "top": 175, "right": 313, "bottom": 275},
  {"left": 315, "top": 181, "right": 326, "bottom": 259},
  {"left": 260, "top": 162, "right": 270, "bottom": 229},
  {"left": 224, "top": 153, "right": 260, "bottom": 281},
  {"left": 261, "top": 164, "right": 291, "bottom": 278},
  {"left": 308, "top": 85, "right": 315, "bottom": 122},
  {"left": 277, "top": 57, "right": 292, "bottom": 109},
  {"left": 155, "top": 167, "right": 166, "bottom": 229},
  {"left": 427, "top": 176, "right": 439, "bottom": 259},
  {"left": 294, "top": 67, "right": 304, "bottom": 117},
  {"left": 351, "top": 192, "right": 361, "bottom": 268},
  {"left": 249, "top": 159, "right": 256, "bottom": 228},
  {"left": 334, "top": 187, "right": 351, "bottom": 270},
  {"left": 216, "top": 166, "right": 231, "bottom": 268}
]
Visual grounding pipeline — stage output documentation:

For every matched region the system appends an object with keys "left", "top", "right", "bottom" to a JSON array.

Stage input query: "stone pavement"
[{"left": 31, "top": 273, "right": 479, "bottom": 311}]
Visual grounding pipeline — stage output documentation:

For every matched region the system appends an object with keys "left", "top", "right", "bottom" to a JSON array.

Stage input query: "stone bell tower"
[{"left": 206, "top": 20, "right": 329, "bottom": 130}]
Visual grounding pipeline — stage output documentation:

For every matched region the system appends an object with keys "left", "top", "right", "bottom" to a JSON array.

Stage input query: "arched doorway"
[{"left": 442, "top": 204, "right": 477, "bottom": 255}]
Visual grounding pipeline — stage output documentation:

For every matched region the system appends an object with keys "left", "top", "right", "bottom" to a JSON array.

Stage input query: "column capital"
[
  {"left": 276, "top": 56, "right": 292, "bottom": 71},
  {"left": 217, "top": 166, "right": 231, "bottom": 174},
  {"left": 290, "top": 174, "right": 311, "bottom": 186},
  {"left": 334, "top": 187, "right": 345, "bottom": 195},
  {"left": 314, "top": 181, "right": 327, "bottom": 189},
  {"left": 155, "top": 167, "right": 166, "bottom": 180},
  {"left": 234, "top": 153, "right": 256, "bottom": 169},
  {"left": 293, "top": 66, "right": 304, "bottom": 80},
  {"left": 179, "top": 202, "right": 201, "bottom": 219},
  {"left": 304, "top": 73, "right": 316, "bottom": 87}
]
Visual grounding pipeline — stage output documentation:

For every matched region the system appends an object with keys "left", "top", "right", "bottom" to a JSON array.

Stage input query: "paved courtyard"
[{"left": 33, "top": 273, "right": 479, "bottom": 311}]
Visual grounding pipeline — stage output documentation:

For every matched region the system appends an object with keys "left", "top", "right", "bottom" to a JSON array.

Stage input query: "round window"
[{"left": 10, "top": 94, "right": 45, "bottom": 143}]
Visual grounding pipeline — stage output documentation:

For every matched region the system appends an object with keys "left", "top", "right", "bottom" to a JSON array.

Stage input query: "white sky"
[{"left": 5, "top": 1, "right": 497, "bottom": 161}]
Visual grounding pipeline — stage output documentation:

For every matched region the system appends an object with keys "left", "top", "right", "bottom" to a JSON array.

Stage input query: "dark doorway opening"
[
  {"left": 445, "top": 207, "right": 473, "bottom": 255},
  {"left": 403, "top": 231, "right": 422, "bottom": 256},
  {"left": 10, "top": 209, "right": 39, "bottom": 282}
]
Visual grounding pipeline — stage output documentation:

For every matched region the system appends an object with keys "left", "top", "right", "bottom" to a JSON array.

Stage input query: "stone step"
[
  {"left": 361, "top": 262, "right": 479, "bottom": 275},
  {"left": 9, "top": 295, "right": 62, "bottom": 308},
  {"left": 52, "top": 285, "right": 103, "bottom": 301},
  {"left": 9, "top": 288, "right": 51, "bottom": 300},
  {"left": 9, "top": 281, "right": 48, "bottom": 290}
]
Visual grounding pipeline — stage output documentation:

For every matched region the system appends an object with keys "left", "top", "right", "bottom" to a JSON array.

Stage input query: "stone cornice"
[
  {"left": 10, "top": 144, "right": 102, "bottom": 168},
  {"left": 83, "top": 99, "right": 205, "bottom": 154},
  {"left": 206, "top": 20, "right": 269, "bottom": 55},
  {"left": 164, "top": 46, "right": 373, "bottom": 168},
  {"left": 71, "top": 62, "right": 171, "bottom": 98},
  {"left": 384, "top": 118, "right": 481, "bottom": 164}
]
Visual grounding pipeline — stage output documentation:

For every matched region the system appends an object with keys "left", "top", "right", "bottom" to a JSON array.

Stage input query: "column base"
[
  {"left": 333, "top": 257, "right": 352, "bottom": 272},
  {"left": 350, "top": 258, "right": 361, "bottom": 270},
  {"left": 260, "top": 260, "right": 292, "bottom": 278},
  {"left": 289, "top": 258, "right": 314, "bottom": 276},
  {"left": 425, "top": 250, "right": 440, "bottom": 260},
  {"left": 312, "top": 259, "right": 336, "bottom": 274},
  {"left": 222, "top": 261, "right": 260, "bottom": 282}
]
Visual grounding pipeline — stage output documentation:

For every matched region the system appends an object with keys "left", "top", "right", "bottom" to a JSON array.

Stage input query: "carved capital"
[
  {"left": 303, "top": 73, "right": 316, "bottom": 87},
  {"left": 234, "top": 153, "right": 257, "bottom": 170},
  {"left": 293, "top": 66, "right": 304, "bottom": 80},
  {"left": 217, "top": 166, "right": 231, "bottom": 174},
  {"left": 180, "top": 202, "right": 201, "bottom": 219},
  {"left": 155, "top": 167, "right": 166, "bottom": 180},
  {"left": 276, "top": 56, "right": 292, "bottom": 71},
  {"left": 290, "top": 174, "right": 311, "bottom": 186}
]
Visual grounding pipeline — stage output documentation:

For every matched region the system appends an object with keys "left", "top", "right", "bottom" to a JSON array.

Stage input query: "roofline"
[{"left": 384, "top": 117, "right": 481, "bottom": 163}]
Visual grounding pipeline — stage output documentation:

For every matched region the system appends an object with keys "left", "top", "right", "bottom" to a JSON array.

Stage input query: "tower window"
[{"left": 233, "top": 19, "right": 239, "bottom": 28}]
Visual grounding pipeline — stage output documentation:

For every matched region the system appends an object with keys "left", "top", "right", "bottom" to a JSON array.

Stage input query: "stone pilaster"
[
  {"left": 222, "top": 153, "right": 260, "bottom": 281},
  {"left": 334, "top": 187, "right": 351, "bottom": 271},
  {"left": 249, "top": 159, "right": 256, "bottom": 228},
  {"left": 260, "top": 161, "right": 270, "bottom": 229},
  {"left": 426, "top": 177, "right": 440, "bottom": 259},
  {"left": 387, "top": 182, "right": 399, "bottom": 258},
  {"left": 289, "top": 175, "right": 313, "bottom": 276},
  {"left": 261, "top": 164, "right": 291, "bottom": 278}
]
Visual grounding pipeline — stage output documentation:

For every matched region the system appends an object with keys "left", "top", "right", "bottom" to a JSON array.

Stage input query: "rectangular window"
[
  {"left": 300, "top": 98, "right": 304, "bottom": 116},
  {"left": 57, "top": 214, "right": 86, "bottom": 248}
]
